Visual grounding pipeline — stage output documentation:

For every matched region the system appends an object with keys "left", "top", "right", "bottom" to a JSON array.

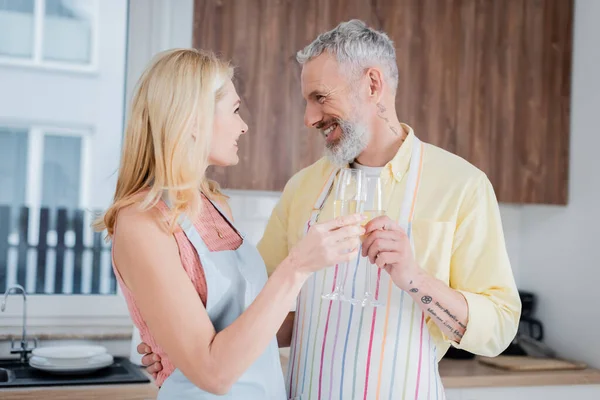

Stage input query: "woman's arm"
[{"left": 114, "top": 205, "right": 363, "bottom": 395}]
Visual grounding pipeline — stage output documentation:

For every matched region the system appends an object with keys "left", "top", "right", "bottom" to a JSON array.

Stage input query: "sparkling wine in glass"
[
  {"left": 358, "top": 176, "right": 385, "bottom": 307},
  {"left": 322, "top": 168, "right": 364, "bottom": 302}
]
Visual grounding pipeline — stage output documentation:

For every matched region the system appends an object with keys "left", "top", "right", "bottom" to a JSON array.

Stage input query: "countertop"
[
  {"left": 2, "top": 355, "right": 600, "bottom": 399},
  {"left": 0, "top": 383, "right": 158, "bottom": 400},
  {"left": 437, "top": 358, "right": 600, "bottom": 389}
]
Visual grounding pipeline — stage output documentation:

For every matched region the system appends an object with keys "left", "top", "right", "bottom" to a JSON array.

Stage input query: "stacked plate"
[{"left": 29, "top": 345, "right": 114, "bottom": 374}]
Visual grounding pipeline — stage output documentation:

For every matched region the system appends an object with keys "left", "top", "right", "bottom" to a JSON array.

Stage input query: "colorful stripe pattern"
[{"left": 286, "top": 139, "right": 445, "bottom": 400}]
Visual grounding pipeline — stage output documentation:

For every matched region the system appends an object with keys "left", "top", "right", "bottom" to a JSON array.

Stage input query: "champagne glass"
[
  {"left": 322, "top": 168, "right": 364, "bottom": 302},
  {"left": 358, "top": 176, "right": 385, "bottom": 307}
]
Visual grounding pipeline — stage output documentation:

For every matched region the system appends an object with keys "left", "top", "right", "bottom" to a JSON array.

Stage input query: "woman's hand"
[{"left": 288, "top": 213, "right": 365, "bottom": 277}]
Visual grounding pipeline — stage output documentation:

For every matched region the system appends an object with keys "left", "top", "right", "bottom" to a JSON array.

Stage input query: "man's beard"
[{"left": 324, "top": 117, "right": 370, "bottom": 167}]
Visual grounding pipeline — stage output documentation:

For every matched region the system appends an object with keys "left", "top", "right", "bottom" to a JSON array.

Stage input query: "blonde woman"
[{"left": 95, "top": 48, "right": 364, "bottom": 399}]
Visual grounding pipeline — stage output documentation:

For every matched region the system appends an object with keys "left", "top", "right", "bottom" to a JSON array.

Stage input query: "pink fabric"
[{"left": 113, "top": 195, "right": 242, "bottom": 386}]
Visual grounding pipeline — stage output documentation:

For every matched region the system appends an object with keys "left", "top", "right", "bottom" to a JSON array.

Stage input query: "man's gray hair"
[{"left": 296, "top": 19, "right": 399, "bottom": 91}]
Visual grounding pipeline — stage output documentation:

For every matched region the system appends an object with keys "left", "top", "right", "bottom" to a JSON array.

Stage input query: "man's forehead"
[{"left": 300, "top": 54, "right": 344, "bottom": 96}]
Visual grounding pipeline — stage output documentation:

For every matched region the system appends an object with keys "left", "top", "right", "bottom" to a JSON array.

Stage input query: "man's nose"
[{"left": 304, "top": 102, "right": 322, "bottom": 128}]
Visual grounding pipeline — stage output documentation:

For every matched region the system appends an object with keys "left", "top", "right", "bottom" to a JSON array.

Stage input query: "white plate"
[
  {"left": 29, "top": 353, "right": 114, "bottom": 375},
  {"left": 32, "top": 345, "right": 107, "bottom": 361}
]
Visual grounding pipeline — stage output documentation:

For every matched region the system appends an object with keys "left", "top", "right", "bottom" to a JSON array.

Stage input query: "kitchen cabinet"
[{"left": 194, "top": 0, "right": 573, "bottom": 204}]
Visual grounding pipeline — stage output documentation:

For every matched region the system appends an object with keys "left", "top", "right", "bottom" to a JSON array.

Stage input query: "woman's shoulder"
[{"left": 114, "top": 193, "right": 173, "bottom": 239}]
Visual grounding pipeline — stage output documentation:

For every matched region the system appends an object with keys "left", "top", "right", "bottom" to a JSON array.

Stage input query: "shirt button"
[{"left": 395, "top": 172, "right": 402, "bottom": 179}]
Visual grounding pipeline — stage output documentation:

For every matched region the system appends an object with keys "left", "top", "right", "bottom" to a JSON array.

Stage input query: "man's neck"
[{"left": 355, "top": 121, "right": 407, "bottom": 167}]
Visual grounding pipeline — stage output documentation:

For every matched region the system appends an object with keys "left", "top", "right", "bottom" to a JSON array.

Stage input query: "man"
[{"left": 139, "top": 20, "right": 520, "bottom": 398}]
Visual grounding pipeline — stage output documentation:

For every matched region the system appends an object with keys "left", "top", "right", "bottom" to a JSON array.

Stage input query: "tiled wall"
[{"left": 225, "top": 190, "right": 282, "bottom": 246}]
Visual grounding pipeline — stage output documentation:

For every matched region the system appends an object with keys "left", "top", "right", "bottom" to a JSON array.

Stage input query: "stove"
[{"left": 0, "top": 356, "right": 150, "bottom": 388}]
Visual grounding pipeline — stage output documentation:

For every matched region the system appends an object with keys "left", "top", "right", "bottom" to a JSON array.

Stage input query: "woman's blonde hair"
[{"left": 94, "top": 48, "right": 233, "bottom": 236}]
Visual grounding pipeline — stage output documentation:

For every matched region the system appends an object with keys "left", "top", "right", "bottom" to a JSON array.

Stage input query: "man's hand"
[
  {"left": 137, "top": 342, "right": 163, "bottom": 379},
  {"left": 361, "top": 215, "right": 421, "bottom": 291},
  {"left": 363, "top": 215, "right": 469, "bottom": 343}
]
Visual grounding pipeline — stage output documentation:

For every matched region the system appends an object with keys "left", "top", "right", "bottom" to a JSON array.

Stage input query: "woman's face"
[{"left": 208, "top": 80, "right": 248, "bottom": 166}]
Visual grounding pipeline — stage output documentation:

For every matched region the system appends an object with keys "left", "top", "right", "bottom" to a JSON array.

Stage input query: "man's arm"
[
  {"left": 406, "top": 272, "right": 468, "bottom": 343},
  {"left": 442, "top": 173, "right": 521, "bottom": 355},
  {"left": 363, "top": 220, "right": 469, "bottom": 343},
  {"left": 364, "top": 173, "right": 521, "bottom": 356}
]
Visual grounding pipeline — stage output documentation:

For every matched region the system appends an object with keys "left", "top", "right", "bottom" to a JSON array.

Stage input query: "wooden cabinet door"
[{"left": 194, "top": 0, "right": 572, "bottom": 204}]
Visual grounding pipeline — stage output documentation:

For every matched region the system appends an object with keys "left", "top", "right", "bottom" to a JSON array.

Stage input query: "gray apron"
[{"left": 158, "top": 198, "right": 287, "bottom": 399}]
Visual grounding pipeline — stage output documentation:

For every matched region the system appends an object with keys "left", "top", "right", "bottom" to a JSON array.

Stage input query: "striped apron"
[{"left": 286, "top": 137, "right": 446, "bottom": 400}]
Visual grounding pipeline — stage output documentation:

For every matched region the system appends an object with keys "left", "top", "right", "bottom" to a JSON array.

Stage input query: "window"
[
  {"left": 0, "top": 125, "right": 125, "bottom": 330},
  {"left": 0, "top": 125, "right": 116, "bottom": 293},
  {"left": 0, "top": 0, "right": 35, "bottom": 59},
  {"left": 0, "top": 129, "right": 28, "bottom": 214},
  {"left": 0, "top": 0, "right": 97, "bottom": 71},
  {"left": 0, "top": 0, "right": 129, "bottom": 334}
]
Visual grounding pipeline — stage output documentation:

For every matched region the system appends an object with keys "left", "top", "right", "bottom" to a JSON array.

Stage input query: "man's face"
[{"left": 300, "top": 53, "right": 370, "bottom": 166}]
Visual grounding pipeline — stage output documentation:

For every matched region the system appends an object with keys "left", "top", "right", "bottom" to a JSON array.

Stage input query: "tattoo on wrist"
[
  {"left": 410, "top": 288, "right": 419, "bottom": 293},
  {"left": 427, "top": 307, "right": 465, "bottom": 340},
  {"left": 427, "top": 307, "right": 449, "bottom": 330},
  {"left": 435, "top": 301, "right": 460, "bottom": 323},
  {"left": 421, "top": 295, "right": 432, "bottom": 304}
]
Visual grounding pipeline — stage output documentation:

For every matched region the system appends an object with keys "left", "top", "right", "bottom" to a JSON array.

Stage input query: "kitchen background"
[{"left": 0, "top": 0, "right": 598, "bottom": 398}]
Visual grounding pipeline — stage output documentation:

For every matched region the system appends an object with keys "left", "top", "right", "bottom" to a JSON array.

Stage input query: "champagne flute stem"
[
  {"left": 365, "top": 260, "right": 372, "bottom": 297},
  {"left": 337, "top": 262, "right": 347, "bottom": 292}
]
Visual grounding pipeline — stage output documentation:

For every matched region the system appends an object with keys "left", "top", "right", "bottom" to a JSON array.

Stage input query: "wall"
[
  {"left": 516, "top": 0, "right": 600, "bottom": 368},
  {"left": 125, "top": 0, "right": 193, "bottom": 111}
]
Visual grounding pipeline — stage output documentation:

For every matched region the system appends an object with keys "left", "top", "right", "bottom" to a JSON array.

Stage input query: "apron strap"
[
  {"left": 161, "top": 192, "right": 210, "bottom": 256},
  {"left": 307, "top": 167, "right": 339, "bottom": 229},
  {"left": 206, "top": 196, "right": 246, "bottom": 240}
]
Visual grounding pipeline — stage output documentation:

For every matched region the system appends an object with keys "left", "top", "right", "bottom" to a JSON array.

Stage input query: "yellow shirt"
[{"left": 257, "top": 124, "right": 521, "bottom": 358}]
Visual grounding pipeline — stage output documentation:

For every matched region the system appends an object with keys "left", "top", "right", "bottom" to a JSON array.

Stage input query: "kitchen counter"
[
  {"left": 279, "top": 352, "right": 600, "bottom": 389},
  {"left": 0, "top": 382, "right": 158, "bottom": 400},
  {"left": 438, "top": 358, "right": 600, "bottom": 389},
  {"left": 0, "top": 364, "right": 159, "bottom": 400},
  {"left": 2, "top": 355, "right": 600, "bottom": 399}
]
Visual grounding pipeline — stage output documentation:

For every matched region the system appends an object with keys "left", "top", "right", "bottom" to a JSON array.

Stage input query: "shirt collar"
[
  {"left": 325, "top": 123, "right": 416, "bottom": 183},
  {"left": 387, "top": 123, "right": 415, "bottom": 182}
]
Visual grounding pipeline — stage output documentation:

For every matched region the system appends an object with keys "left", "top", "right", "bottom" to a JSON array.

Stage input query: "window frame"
[
  {"left": 0, "top": 0, "right": 100, "bottom": 74},
  {"left": 0, "top": 122, "right": 131, "bottom": 334}
]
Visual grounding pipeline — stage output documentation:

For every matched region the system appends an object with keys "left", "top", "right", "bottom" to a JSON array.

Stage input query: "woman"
[{"left": 94, "top": 48, "right": 364, "bottom": 399}]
